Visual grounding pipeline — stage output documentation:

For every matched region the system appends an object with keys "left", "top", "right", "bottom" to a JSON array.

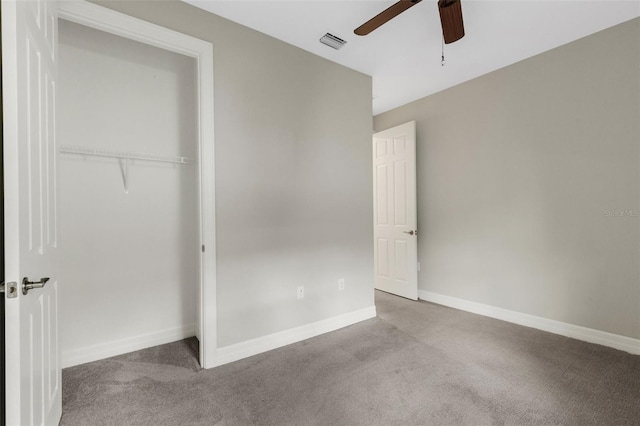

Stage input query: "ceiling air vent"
[{"left": 319, "top": 33, "right": 347, "bottom": 50}]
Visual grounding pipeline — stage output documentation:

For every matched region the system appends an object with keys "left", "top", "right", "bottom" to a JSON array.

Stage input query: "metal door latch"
[
  {"left": 22, "top": 277, "right": 50, "bottom": 295},
  {"left": 1, "top": 281, "right": 19, "bottom": 299}
]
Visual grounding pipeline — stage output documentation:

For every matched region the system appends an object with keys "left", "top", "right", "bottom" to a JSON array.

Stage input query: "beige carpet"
[{"left": 61, "top": 291, "right": 640, "bottom": 425}]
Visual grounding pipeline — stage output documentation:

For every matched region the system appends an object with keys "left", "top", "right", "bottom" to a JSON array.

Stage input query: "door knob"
[
  {"left": 22, "top": 277, "right": 50, "bottom": 295},
  {"left": 403, "top": 230, "right": 417, "bottom": 236}
]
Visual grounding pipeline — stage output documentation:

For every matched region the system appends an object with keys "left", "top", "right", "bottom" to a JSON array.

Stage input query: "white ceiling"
[{"left": 184, "top": 0, "right": 640, "bottom": 115}]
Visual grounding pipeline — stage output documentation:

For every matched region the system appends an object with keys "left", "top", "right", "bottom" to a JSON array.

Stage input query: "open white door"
[
  {"left": 3, "top": 0, "right": 62, "bottom": 425},
  {"left": 373, "top": 121, "right": 418, "bottom": 300}
]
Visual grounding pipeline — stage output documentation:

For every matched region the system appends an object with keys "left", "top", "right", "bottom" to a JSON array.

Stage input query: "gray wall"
[
  {"left": 374, "top": 18, "right": 640, "bottom": 339},
  {"left": 90, "top": 1, "right": 374, "bottom": 347}
]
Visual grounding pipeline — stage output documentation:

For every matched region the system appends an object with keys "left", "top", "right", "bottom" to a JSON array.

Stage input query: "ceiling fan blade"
[
  {"left": 438, "top": 0, "right": 465, "bottom": 44},
  {"left": 354, "top": 0, "right": 423, "bottom": 36}
]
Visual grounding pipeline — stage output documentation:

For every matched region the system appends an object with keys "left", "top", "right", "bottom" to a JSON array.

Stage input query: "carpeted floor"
[{"left": 61, "top": 291, "right": 640, "bottom": 425}]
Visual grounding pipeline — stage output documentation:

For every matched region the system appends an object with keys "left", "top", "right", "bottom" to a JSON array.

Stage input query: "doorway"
[
  {"left": 57, "top": 19, "right": 201, "bottom": 368},
  {"left": 54, "top": 1, "right": 217, "bottom": 369},
  {"left": 372, "top": 121, "right": 418, "bottom": 300},
  {"left": 3, "top": 1, "right": 216, "bottom": 422}
]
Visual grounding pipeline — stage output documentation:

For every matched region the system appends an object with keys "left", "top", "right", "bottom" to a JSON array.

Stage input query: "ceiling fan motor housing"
[{"left": 438, "top": 0, "right": 465, "bottom": 44}]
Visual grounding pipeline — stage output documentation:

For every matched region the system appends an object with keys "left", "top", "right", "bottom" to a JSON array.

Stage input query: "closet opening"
[{"left": 56, "top": 15, "right": 212, "bottom": 368}]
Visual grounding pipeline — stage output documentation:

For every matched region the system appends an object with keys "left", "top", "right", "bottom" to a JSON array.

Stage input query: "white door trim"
[{"left": 57, "top": 1, "right": 218, "bottom": 368}]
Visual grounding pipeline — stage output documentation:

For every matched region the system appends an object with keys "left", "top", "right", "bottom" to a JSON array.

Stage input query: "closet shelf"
[{"left": 58, "top": 145, "right": 193, "bottom": 164}]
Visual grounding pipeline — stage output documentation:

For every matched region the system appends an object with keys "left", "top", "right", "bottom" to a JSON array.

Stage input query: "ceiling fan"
[{"left": 354, "top": 0, "right": 465, "bottom": 44}]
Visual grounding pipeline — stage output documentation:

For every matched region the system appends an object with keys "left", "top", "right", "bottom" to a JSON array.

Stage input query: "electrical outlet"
[
  {"left": 338, "top": 278, "right": 345, "bottom": 291},
  {"left": 297, "top": 286, "right": 304, "bottom": 299}
]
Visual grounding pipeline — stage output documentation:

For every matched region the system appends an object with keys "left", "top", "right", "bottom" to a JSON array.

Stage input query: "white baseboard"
[
  {"left": 214, "top": 306, "right": 377, "bottom": 367},
  {"left": 62, "top": 324, "right": 196, "bottom": 368},
  {"left": 418, "top": 290, "right": 640, "bottom": 355}
]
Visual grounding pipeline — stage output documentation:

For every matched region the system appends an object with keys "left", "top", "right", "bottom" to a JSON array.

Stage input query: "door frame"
[{"left": 57, "top": 1, "right": 218, "bottom": 368}]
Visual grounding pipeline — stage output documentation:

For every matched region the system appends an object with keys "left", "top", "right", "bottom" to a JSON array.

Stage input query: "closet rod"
[{"left": 58, "top": 145, "right": 193, "bottom": 164}]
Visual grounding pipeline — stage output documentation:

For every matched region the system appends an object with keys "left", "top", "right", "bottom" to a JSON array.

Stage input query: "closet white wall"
[{"left": 58, "top": 20, "right": 200, "bottom": 366}]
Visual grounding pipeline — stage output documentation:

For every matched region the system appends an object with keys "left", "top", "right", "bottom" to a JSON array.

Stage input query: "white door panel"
[
  {"left": 373, "top": 121, "right": 417, "bottom": 300},
  {"left": 3, "top": 0, "right": 62, "bottom": 424}
]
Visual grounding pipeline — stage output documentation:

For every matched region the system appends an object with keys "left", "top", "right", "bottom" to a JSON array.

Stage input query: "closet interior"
[{"left": 57, "top": 19, "right": 201, "bottom": 366}]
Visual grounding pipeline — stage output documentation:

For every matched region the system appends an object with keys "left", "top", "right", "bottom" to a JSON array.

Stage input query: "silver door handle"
[
  {"left": 22, "top": 277, "right": 50, "bottom": 295},
  {"left": 403, "top": 230, "right": 417, "bottom": 236}
]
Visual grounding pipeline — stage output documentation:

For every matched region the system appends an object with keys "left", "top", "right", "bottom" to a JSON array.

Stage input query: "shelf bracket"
[{"left": 118, "top": 158, "right": 129, "bottom": 193}]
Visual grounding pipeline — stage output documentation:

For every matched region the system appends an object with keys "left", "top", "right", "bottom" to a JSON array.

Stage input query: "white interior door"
[
  {"left": 373, "top": 121, "right": 418, "bottom": 300},
  {"left": 3, "top": 0, "right": 62, "bottom": 425}
]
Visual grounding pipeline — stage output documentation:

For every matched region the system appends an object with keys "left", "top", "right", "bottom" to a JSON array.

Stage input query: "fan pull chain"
[{"left": 441, "top": 37, "right": 446, "bottom": 66}]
